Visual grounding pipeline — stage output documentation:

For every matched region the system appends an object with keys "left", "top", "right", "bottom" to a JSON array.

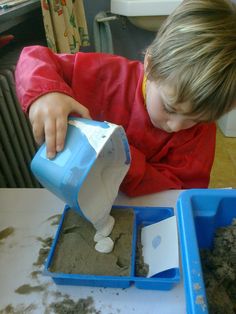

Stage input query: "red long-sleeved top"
[{"left": 15, "top": 45, "right": 216, "bottom": 197}]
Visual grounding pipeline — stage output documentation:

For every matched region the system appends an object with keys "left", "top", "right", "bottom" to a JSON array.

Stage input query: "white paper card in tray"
[{"left": 141, "top": 216, "right": 179, "bottom": 278}]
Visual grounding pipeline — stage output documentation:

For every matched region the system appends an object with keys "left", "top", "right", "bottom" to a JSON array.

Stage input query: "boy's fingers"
[
  {"left": 56, "top": 116, "right": 68, "bottom": 152},
  {"left": 32, "top": 121, "right": 45, "bottom": 145},
  {"left": 72, "top": 102, "right": 91, "bottom": 119},
  {"left": 44, "top": 119, "right": 56, "bottom": 159}
]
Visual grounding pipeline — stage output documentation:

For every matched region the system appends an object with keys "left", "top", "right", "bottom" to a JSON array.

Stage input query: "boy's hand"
[{"left": 29, "top": 92, "right": 91, "bottom": 159}]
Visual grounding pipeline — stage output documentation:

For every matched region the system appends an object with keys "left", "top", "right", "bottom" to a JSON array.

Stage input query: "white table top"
[{"left": 0, "top": 188, "right": 186, "bottom": 314}]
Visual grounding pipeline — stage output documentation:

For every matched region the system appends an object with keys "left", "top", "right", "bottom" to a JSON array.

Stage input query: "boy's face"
[{"left": 145, "top": 80, "right": 206, "bottom": 133}]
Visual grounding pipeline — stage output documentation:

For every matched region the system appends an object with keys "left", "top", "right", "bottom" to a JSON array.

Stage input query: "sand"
[
  {"left": 49, "top": 208, "right": 134, "bottom": 277},
  {"left": 200, "top": 218, "right": 236, "bottom": 313}
]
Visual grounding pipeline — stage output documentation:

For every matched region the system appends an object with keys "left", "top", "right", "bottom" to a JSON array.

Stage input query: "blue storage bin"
[
  {"left": 177, "top": 189, "right": 236, "bottom": 314},
  {"left": 44, "top": 205, "right": 180, "bottom": 290}
]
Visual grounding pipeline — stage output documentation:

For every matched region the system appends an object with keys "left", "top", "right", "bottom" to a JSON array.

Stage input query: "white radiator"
[{"left": 0, "top": 45, "right": 41, "bottom": 187}]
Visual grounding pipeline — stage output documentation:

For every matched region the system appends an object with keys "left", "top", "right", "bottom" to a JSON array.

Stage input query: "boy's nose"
[{"left": 167, "top": 118, "right": 195, "bottom": 132}]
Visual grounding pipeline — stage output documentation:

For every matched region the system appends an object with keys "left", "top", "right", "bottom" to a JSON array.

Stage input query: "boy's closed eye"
[
  {"left": 162, "top": 102, "right": 210, "bottom": 124},
  {"left": 162, "top": 103, "right": 177, "bottom": 114}
]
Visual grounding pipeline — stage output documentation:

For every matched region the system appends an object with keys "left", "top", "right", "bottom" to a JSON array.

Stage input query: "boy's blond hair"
[{"left": 146, "top": 0, "right": 236, "bottom": 121}]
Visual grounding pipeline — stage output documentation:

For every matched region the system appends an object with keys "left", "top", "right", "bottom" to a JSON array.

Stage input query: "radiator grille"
[{"left": 0, "top": 45, "right": 41, "bottom": 187}]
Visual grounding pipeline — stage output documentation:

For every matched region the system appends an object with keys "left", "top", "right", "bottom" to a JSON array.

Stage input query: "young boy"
[{"left": 15, "top": 0, "right": 236, "bottom": 197}]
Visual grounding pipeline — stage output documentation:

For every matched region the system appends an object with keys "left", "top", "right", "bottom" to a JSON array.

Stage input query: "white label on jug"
[
  {"left": 68, "top": 120, "right": 116, "bottom": 155},
  {"left": 76, "top": 125, "right": 130, "bottom": 232},
  {"left": 77, "top": 144, "right": 127, "bottom": 230}
]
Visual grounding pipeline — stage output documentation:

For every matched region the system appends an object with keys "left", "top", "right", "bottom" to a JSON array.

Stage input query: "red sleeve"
[
  {"left": 120, "top": 123, "right": 216, "bottom": 197},
  {"left": 15, "top": 45, "right": 76, "bottom": 112}
]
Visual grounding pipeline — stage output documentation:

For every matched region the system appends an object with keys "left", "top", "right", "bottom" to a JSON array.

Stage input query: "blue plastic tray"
[
  {"left": 177, "top": 189, "right": 236, "bottom": 314},
  {"left": 44, "top": 205, "right": 180, "bottom": 290}
]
